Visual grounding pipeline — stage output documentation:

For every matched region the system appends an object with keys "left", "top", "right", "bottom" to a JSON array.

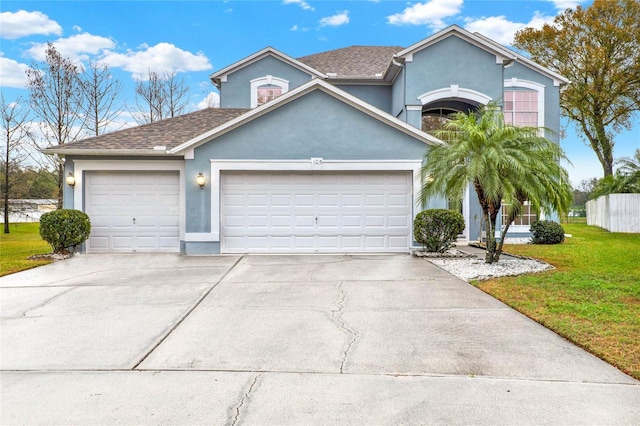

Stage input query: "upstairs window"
[
  {"left": 250, "top": 75, "right": 289, "bottom": 108},
  {"left": 257, "top": 85, "right": 283, "bottom": 106},
  {"left": 504, "top": 90, "right": 538, "bottom": 127}
]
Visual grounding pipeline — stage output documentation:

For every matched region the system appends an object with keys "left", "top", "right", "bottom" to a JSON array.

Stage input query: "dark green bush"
[
  {"left": 414, "top": 209, "right": 465, "bottom": 253},
  {"left": 530, "top": 220, "right": 565, "bottom": 245},
  {"left": 39, "top": 209, "right": 91, "bottom": 253}
]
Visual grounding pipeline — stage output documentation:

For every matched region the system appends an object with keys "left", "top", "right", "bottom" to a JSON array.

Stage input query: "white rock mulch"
[{"left": 428, "top": 256, "right": 553, "bottom": 282}]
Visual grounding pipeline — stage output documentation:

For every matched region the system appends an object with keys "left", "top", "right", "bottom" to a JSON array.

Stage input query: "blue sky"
[{"left": 1, "top": 0, "right": 638, "bottom": 185}]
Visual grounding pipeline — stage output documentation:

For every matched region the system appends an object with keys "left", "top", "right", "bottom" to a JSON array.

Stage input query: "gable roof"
[
  {"left": 169, "top": 78, "right": 442, "bottom": 155},
  {"left": 297, "top": 46, "right": 402, "bottom": 80},
  {"left": 47, "top": 108, "right": 249, "bottom": 156},
  {"left": 209, "top": 47, "right": 326, "bottom": 87},
  {"left": 395, "top": 25, "right": 569, "bottom": 86}
]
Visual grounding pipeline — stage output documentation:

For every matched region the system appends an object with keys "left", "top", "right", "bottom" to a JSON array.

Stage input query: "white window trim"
[
  {"left": 250, "top": 75, "right": 289, "bottom": 108},
  {"left": 70, "top": 160, "right": 186, "bottom": 240},
  {"left": 417, "top": 85, "right": 492, "bottom": 106},
  {"left": 504, "top": 78, "right": 545, "bottom": 128},
  {"left": 208, "top": 159, "right": 423, "bottom": 242}
]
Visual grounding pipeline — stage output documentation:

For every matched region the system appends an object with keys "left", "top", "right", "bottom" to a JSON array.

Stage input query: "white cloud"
[
  {"left": 283, "top": 0, "right": 314, "bottom": 11},
  {"left": 290, "top": 24, "right": 310, "bottom": 32},
  {"left": 73, "top": 25, "right": 82, "bottom": 32},
  {"left": 0, "top": 10, "right": 62, "bottom": 39},
  {"left": 26, "top": 33, "right": 116, "bottom": 62},
  {"left": 387, "top": 0, "right": 462, "bottom": 29},
  {"left": 197, "top": 92, "right": 220, "bottom": 109},
  {"left": 465, "top": 11, "right": 554, "bottom": 45},
  {"left": 100, "top": 42, "right": 213, "bottom": 80},
  {"left": 547, "top": 0, "right": 586, "bottom": 11},
  {"left": 0, "top": 54, "right": 29, "bottom": 88},
  {"left": 319, "top": 11, "right": 350, "bottom": 27}
]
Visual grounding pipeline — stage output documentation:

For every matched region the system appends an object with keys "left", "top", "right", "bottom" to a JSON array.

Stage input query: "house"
[{"left": 49, "top": 25, "right": 568, "bottom": 254}]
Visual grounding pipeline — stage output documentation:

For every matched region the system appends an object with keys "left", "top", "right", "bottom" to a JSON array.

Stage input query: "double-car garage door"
[{"left": 220, "top": 171, "right": 412, "bottom": 253}]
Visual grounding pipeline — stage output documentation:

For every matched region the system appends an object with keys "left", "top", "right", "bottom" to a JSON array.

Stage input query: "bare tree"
[
  {"left": 26, "top": 43, "right": 85, "bottom": 208},
  {"left": 133, "top": 70, "right": 191, "bottom": 124},
  {"left": 81, "top": 61, "right": 124, "bottom": 136},
  {"left": 163, "top": 71, "right": 190, "bottom": 118},
  {"left": 1, "top": 93, "right": 31, "bottom": 233}
]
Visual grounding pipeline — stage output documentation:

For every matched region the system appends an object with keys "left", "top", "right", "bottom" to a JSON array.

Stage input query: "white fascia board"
[
  {"left": 473, "top": 32, "right": 570, "bottom": 86},
  {"left": 209, "top": 47, "right": 326, "bottom": 82},
  {"left": 395, "top": 25, "right": 517, "bottom": 64},
  {"left": 44, "top": 148, "right": 177, "bottom": 157},
  {"left": 170, "top": 79, "right": 443, "bottom": 154}
]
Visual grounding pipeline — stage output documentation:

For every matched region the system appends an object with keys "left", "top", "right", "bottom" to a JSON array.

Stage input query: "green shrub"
[
  {"left": 530, "top": 220, "right": 565, "bottom": 245},
  {"left": 414, "top": 209, "right": 465, "bottom": 253},
  {"left": 39, "top": 209, "right": 91, "bottom": 253}
]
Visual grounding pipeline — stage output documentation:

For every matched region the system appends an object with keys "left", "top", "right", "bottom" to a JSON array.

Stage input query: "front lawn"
[
  {"left": 476, "top": 223, "right": 640, "bottom": 380},
  {"left": 0, "top": 223, "right": 53, "bottom": 276}
]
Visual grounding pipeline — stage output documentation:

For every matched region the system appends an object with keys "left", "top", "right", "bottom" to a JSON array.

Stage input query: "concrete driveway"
[{"left": 1, "top": 254, "right": 638, "bottom": 424}]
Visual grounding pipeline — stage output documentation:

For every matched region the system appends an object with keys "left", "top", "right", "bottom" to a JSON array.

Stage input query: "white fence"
[
  {"left": 0, "top": 199, "right": 57, "bottom": 223},
  {"left": 586, "top": 194, "right": 640, "bottom": 233}
]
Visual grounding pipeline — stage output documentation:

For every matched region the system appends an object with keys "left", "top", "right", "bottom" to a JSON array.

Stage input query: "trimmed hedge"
[
  {"left": 40, "top": 209, "right": 91, "bottom": 253},
  {"left": 530, "top": 220, "right": 565, "bottom": 245},
  {"left": 414, "top": 209, "right": 465, "bottom": 253}
]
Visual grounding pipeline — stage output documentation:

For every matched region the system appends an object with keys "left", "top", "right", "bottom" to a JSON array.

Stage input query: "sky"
[{"left": 1, "top": 0, "right": 638, "bottom": 186}]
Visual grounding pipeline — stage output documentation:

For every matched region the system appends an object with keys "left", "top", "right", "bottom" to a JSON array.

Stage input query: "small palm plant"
[{"left": 420, "top": 101, "right": 572, "bottom": 264}]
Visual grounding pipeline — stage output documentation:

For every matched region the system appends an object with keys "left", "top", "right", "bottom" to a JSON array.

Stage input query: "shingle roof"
[
  {"left": 53, "top": 108, "right": 249, "bottom": 152},
  {"left": 297, "top": 46, "right": 403, "bottom": 79}
]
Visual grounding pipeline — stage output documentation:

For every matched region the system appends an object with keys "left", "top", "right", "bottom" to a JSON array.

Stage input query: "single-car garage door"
[
  {"left": 85, "top": 171, "right": 180, "bottom": 253},
  {"left": 220, "top": 171, "right": 412, "bottom": 253}
]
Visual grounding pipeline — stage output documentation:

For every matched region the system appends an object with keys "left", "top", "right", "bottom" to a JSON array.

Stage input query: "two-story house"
[{"left": 50, "top": 25, "right": 568, "bottom": 254}]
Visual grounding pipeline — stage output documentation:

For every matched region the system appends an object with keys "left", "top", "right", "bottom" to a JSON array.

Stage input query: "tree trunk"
[{"left": 3, "top": 145, "right": 9, "bottom": 234}]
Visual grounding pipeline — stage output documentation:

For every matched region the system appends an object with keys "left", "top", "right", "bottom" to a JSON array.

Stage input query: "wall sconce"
[
  {"left": 66, "top": 172, "right": 76, "bottom": 187},
  {"left": 196, "top": 173, "right": 206, "bottom": 189}
]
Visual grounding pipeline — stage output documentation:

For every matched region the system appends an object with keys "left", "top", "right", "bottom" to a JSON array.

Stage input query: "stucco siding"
[
  {"left": 334, "top": 84, "right": 392, "bottom": 113},
  {"left": 219, "top": 55, "right": 313, "bottom": 108},
  {"left": 391, "top": 67, "right": 406, "bottom": 117},
  {"left": 405, "top": 36, "right": 503, "bottom": 106}
]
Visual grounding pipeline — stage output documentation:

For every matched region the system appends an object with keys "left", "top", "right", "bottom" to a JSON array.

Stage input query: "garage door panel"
[
  {"left": 221, "top": 171, "right": 412, "bottom": 253},
  {"left": 85, "top": 171, "right": 180, "bottom": 253}
]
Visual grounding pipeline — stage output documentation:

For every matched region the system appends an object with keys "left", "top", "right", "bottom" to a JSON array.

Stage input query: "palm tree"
[{"left": 420, "top": 101, "right": 572, "bottom": 264}]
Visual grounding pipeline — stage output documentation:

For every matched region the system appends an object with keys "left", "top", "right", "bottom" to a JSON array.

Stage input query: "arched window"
[{"left": 250, "top": 75, "right": 289, "bottom": 108}]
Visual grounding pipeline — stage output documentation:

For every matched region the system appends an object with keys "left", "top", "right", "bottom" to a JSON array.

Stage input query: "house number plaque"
[{"left": 311, "top": 157, "right": 323, "bottom": 170}]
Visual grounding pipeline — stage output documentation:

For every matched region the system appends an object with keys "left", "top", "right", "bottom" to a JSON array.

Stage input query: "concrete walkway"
[{"left": 1, "top": 254, "right": 638, "bottom": 424}]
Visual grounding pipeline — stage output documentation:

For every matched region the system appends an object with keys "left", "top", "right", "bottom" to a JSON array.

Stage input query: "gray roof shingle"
[
  {"left": 297, "top": 46, "right": 403, "bottom": 79},
  {"left": 53, "top": 108, "right": 249, "bottom": 152}
]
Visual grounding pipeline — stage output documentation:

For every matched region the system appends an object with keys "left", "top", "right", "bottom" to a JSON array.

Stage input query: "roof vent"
[
  {"left": 153, "top": 145, "right": 166, "bottom": 151},
  {"left": 326, "top": 72, "right": 338, "bottom": 78},
  {"left": 375, "top": 73, "right": 383, "bottom": 77}
]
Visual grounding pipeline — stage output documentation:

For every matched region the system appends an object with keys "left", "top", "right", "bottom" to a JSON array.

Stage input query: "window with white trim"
[
  {"left": 501, "top": 201, "right": 538, "bottom": 227},
  {"left": 504, "top": 90, "right": 538, "bottom": 127},
  {"left": 250, "top": 75, "right": 289, "bottom": 108}
]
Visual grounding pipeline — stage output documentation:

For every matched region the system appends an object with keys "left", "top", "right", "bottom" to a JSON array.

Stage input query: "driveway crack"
[
  {"left": 331, "top": 281, "right": 359, "bottom": 374},
  {"left": 230, "top": 372, "right": 264, "bottom": 426},
  {"left": 17, "top": 287, "right": 76, "bottom": 317}
]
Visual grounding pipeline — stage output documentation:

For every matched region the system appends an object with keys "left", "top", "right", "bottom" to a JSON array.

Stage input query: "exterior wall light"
[
  {"left": 196, "top": 173, "right": 206, "bottom": 189},
  {"left": 66, "top": 172, "right": 76, "bottom": 187}
]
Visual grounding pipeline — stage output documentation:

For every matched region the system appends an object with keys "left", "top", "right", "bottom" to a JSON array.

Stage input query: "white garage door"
[
  {"left": 220, "top": 171, "right": 412, "bottom": 253},
  {"left": 85, "top": 171, "right": 180, "bottom": 253}
]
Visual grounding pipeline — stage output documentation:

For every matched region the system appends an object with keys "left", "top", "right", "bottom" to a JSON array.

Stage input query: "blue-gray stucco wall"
[
  {"left": 220, "top": 55, "right": 313, "bottom": 108},
  {"left": 335, "top": 84, "right": 392, "bottom": 113},
  {"left": 186, "top": 89, "right": 430, "bottom": 233},
  {"left": 404, "top": 36, "right": 504, "bottom": 106}
]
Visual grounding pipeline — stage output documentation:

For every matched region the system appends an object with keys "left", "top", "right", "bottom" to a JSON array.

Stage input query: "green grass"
[
  {"left": 0, "top": 223, "right": 53, "bottom": 276},
  {"left": 476, "top": 223, "right": 640, "bottom": 380}
]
